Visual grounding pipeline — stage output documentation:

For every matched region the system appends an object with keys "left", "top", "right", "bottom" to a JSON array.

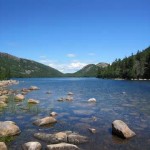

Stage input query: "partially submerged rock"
[
  {"left": 0, "top": 121, "right": 21, "bottom": 137},
  {"left": 14, "top": 94, "right": 25, "bottom": 101},
  {"left": 112, "top": 120, "right": 136, "bottom": 139},
  {"left": 46, "top": 143, "right": 79, "bottom": 150},
  {"left": 33, "top": 117, "right": 57, "bottom": 126},
  {"left": 68, "top": 133, "right": 88, "bottom": 144},
  {"left": 34, "top": 132, "right": 67, "bottom": 143},
  {"left": 50, "top": 112, "right": 58, "bottom": 117},
  {"left": 88, "top": 98, "right": 96, "bottom": 103},
  {"left": 88, "top": 128, "right": 96, "bottom": 134},
  {"left": 28, "top": 99, "right": 39, "bottom": 104},
  {"left": 57, "top": 98, "right": 64, "bottom": 102},
  {"left": 34, "top": 131, "right": 88, "bottom": 144},
  {"left": 68, "top": 92, "right": 74, "bottom": 95},
  {"left": 22, "top": 142, "right": 42, "bottom": 150},
  {"left": 29, "top": 86, "right": 40, "bottom": 90},
  {"left": 0, "top": 142, "right": 7, "bottom": 150},
  {"left": 65, "top": 96, "right": 73, "bottom": 101}
]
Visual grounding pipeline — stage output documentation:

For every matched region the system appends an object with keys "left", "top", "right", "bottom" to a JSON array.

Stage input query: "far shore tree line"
[{"left": 97, "top": 46, "right": 150, "bottom": 79}]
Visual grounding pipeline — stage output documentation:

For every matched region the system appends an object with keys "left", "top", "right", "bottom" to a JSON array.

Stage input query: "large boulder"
[
  {"left": 33, "top": 117, "right": 57, "bottom": 126},
  {"left": 14, "top": 94, "right": 25, "bottom": 101},
  {"left": 28, "top": 99, "right": 39, "bottom": 104},
  {"left": 46, "top": 143, "right": 79, "bottom": 150},
  {"left": 34, "top": 132, "right": 67, "bottom": 143},
  {"left": 0, "top": 142, "right": 7, "bottom": 150},
  {"left": 0, "top": 121, "right": 21, "bottom": 137},
  {"left": 112, "top": 120, "right": 136, "bottom": 139},
  {"left": 22, "top": 142, "right": 42, "bottom": 150}
]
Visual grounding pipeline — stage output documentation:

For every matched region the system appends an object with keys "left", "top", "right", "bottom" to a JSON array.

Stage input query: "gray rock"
[
  {"left": 88, "top": 128, "right": 96, "bottom": 134},
  {"left": 34, "top": 131, "right": 88, "bottom": 144},
  {"left": 0, "top": 121, "right": 21, "bottom": 137},
  {"left": 0, "top": 142, "right": 7, "bottom": 150},
  {"left": 22, "top": 142, "right": 42, "bottom": 150},
  {"left": 68, "top": 133, "right": 88, "bottom": 144},
  {"left": 46, "top": 143, "right": 79, "bottom": 150},
  {"left": 112, "top": 120, "right": 136, "bottom": 139},
  {"left": 33, "top": 117, "right": 57, "bottom": 126},
  {"left": 34, "top": 132, "right": 67, "bottom": 143}
]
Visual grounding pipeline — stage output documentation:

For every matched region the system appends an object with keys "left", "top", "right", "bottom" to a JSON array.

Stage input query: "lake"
[{"left": 1, "top": 78, "right": 150, "bottom": 150}]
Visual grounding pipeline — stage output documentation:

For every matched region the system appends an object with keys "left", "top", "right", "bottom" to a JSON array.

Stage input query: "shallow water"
[{"left": 1, "top": 78, "right": 150, "bottom": 150}]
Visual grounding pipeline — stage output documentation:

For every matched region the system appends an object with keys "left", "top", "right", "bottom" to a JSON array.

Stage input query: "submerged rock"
[
  {"left": 46, "top": 91, "right": 51, "bottom": 94},
  {"left": 0, "top": 142, "right": 7, "bottom": 150},
  {"left": 88, "top": 98, "right": 96, "bottom": 103},
  {"left": 14, "top": 94, "right": 25, "bottom": 101},
  {"left": 22, "top": 142, "right": 42, "bottom": 150},
  {"left": 112, "top": 120, "right": 136, "bottom": 139},
  {"left": 28, "top": 99, "right": 39, "bottom": 104},
  {"left": 0, "top": 121, "right": 21, "bottom": 137},
  {"left": 46, "top": 143, "right": 79, "bottom": 150},
  {"left": 33, "top": 117, "right": 57, "bottom": 126}
]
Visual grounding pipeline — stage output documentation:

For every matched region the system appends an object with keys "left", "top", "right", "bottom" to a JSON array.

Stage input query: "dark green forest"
[
  {"left": 0, "top": 53, "right": 63, "bottom": 80},
  {"left": 97, "top": 46, "right": 150, "bottom": 79}
]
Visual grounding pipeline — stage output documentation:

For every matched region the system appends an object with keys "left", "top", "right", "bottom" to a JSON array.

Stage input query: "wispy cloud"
[{"left": 66, "top": 53, "right": 76, "bottom": 58}]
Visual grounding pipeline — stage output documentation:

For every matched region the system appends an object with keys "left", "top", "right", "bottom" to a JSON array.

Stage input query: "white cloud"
[
  {"left": 39, "top": 59, "right": 87, "bottom": 73},
  {"left": 66, "top": 53, "right": 76, "bottom": 58},
  {"left": 88, "top": 53, "right": 95, "bottom": 56}
]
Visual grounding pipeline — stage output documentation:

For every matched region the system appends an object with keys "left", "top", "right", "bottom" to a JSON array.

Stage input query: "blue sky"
[{"left": 0, "top": 0, "right": 150, "bottom": 73}]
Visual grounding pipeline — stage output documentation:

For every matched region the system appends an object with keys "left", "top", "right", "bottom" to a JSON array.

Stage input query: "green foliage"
[
  {"left": 97, "top": 46, "right": 150, "bottom": 79},
  {"left": 0, "top": 53, "right": 63, "bottom": 79}
]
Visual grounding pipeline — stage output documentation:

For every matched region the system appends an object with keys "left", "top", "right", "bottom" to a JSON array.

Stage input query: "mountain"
[
  {"left": 97, "top": 46, "right": 150, "bottom": 79},
  {"left": 66, "top": 63, "right": 109, "bottom": 77},
  {"left": 0, "top": 52, "right": 63, "bottom": 79}
]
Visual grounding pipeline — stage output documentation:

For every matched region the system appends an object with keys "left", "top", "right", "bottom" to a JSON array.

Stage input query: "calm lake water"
[{"left": 1, "top": 78, "right": 150, "bottom": 150}]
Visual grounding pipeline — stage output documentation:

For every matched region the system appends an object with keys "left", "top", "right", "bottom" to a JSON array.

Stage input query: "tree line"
[{"left": 97, "top": 46, "right": 150, "bottom": 79}]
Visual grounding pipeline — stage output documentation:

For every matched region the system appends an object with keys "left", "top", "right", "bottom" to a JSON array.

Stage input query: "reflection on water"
[{"left": 0, "top": 78, "right": 150, "bottom": 150}]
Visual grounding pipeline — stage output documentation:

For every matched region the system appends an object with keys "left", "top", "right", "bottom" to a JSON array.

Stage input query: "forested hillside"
[
  {"left": 97, "top": 46, "right": 150, "bottom": 79},
  {"left": 0, "top": 52, "right": 63, "bottom": 79}
]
